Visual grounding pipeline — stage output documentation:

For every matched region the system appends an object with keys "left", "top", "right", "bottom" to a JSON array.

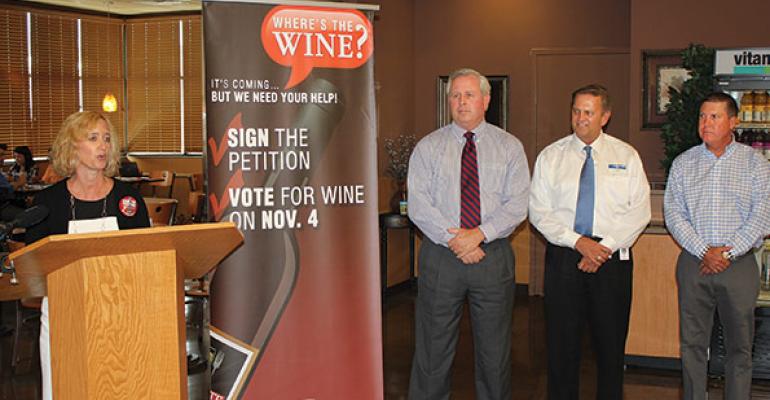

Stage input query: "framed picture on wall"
[
  {"left": 437, "top": 75, "right": 509, "bottom": 130},
  {"left": 642, "top": 50, "right": 691, "bottom": 129}
]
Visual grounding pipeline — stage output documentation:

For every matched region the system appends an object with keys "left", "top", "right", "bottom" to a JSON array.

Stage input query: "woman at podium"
[{"left": 25, "top": 110, "right": 151, "bottom": 400}]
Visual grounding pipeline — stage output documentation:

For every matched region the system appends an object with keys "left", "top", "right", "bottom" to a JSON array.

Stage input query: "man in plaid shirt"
[{"left": 665, "top": 92, "right": 770, "bottom": 400}]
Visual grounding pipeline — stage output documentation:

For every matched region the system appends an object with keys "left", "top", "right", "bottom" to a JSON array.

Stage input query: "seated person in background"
[
  {"left": 39, "top": 148, "right": 63, "bottom": 184},
  {"left": 26, "top": 110, "right": 150, "bottom": 400},
  {"left": 118, "top": 154, "right": 141, "bottom": 177},
  {"left": 0, "top": 172, "right": 21, "bottom": 222},
  {"left": 0, "top": 144, "right": 8, "bottom": 173},
  {"left": 9, "top": 145, "right": 39, "bottom": 188},
  {"left": 0, "top": 171, "right": 12, "bottom": 198}
]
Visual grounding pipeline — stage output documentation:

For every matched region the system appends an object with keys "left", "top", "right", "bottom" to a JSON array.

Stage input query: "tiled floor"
[{"left": 2, "top": 286, "right": 770, "bottom": 399}]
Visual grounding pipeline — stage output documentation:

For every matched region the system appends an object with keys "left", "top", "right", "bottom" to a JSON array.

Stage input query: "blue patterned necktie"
[
  {"left": 460, "top": 131, "right": 481, "bottom": 229},
  {"left": 574, "top": 145, "right": 594, "bottom": 237}
]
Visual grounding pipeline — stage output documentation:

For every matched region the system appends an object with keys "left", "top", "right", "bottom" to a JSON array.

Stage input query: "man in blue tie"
[
  {"left": 407, "top": 68, "right": 530, "bottom": 400},
  {"left": 529, "top": 84, "right": 651, "bottom": 400}
]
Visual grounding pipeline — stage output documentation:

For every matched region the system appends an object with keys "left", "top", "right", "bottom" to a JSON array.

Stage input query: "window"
[
  {"left": 81, "top": 16, "right": 125, "bottom": 148},
  {"left": 0, "top": 7, "right": 30, "bottom": 149},
  {"left": 29, "top": 10, "right": 79, "bottom": 153},
  {"left": 0, "top": 4, "right": 202, "bottom": 156},
  {"left": 126, "top": 15, "right": 202, "bottom": 154}
]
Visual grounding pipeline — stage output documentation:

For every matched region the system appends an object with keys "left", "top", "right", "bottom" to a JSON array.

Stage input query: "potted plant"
[
  {"left": 660, "top": 44, "right": 715, "bottom": 176},
  {"left": 383, "top": 134, "right": 417, "bottom": 214}
]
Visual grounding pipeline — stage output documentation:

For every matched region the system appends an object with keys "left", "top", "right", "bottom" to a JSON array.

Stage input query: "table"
[
  {"left": 13, "top": 184, "right": 51, "bottom": 208},
  {"left": 379, "top": 212, "right": 415, "bottom": 296},
  {"left": 115, "top": 176, "right": 164, "bottom": 184},
  {"left": 16, "top": 184, "right": 50, "bottom": 193}
]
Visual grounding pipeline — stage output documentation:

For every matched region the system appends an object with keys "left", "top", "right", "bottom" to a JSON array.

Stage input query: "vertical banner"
[{"left": 202, "top": 1, "right": 382, "bottom": 399}]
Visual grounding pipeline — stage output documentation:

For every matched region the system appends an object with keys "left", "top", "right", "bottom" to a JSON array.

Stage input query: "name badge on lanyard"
[
  {"left": 67, "top": 193, "right": 119, "bottom": 234},
  {"left": 68, "top": 216, "right": 119, "bottom": 234}
]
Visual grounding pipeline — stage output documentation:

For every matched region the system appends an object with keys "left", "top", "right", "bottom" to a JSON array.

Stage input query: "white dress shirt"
[{"left": 529, "top": 132, "right": 651, "bottom": 252}]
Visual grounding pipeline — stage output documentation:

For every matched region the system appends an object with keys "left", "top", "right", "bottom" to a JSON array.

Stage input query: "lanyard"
[{"left": 70, "top": 194, "right": 108, "bottom": 220}]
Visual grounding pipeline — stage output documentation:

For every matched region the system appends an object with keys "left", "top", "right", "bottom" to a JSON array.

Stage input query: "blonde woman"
[{"left": 26, "top": 111, "right": 150, "bottom": 400}]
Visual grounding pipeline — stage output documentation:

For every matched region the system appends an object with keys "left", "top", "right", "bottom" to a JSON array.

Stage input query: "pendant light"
[
  {"left": 101, "top": 0, "right": 117, "bottom": 113},
  {"left": 102, "top": 93, "right": 117, "bottom": 112}
]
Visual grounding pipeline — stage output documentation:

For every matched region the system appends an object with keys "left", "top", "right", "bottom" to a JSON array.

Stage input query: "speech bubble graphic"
[{"left": 261, "top": 6, "right": 373, "bottom": 89}]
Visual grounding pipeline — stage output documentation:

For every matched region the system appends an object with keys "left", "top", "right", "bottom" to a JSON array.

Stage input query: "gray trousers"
[
  {"left": 408, "top": 238, "right": 515, "bottom": 400},
  {"left": 677, "top": 251, "right": 759, "bottom": 400}
]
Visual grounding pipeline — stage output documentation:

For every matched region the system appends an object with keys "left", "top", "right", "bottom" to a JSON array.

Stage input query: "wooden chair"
[
  {"left": 188, "top": 191, "right": 206, "bottom": 223},
  {"left": 12, "top": 297, "right": 42, "bottom": 373},
  {"left": 7, "top": 240, "right": 41, "bottom": 374},
  {"left": 148, "top": 170, "right": 175, "bottom": 198},
  {"left": 190, "top": 173, "right": 203, "bottom": 192},
  {"left": 146, "top": 198, "right": 178, "bottom": 226}
]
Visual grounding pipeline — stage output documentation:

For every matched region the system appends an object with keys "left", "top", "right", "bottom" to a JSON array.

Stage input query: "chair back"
[
  {"left": 146, "top": 198, "right": 178, "bottom": 226},
  {"left": 191, "top": 173, "right": 204, "bottom": 192},
  {"left": 188, "top": 191, "right": 206, "bottom": 222},
  {"left": 148, "top": 170, "right": 175, "bottom": 198}
]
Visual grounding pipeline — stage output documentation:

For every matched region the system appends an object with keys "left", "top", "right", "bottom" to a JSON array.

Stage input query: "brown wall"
[
  {"left": 412, "top": 0, "right": 630, "bottom": 159},
  {"left": 370, "top": 0, "right": 416, "bottom": 285},
  {"left": 370, "top": 0, "right": 632, "bottom": 286},
  {"left": 371, "top": 0, "right": 415, "bottom": 212},
  {"left": 134, "top": 0, "right": 770, "bottom": 289},
  {"left": 629, "top": 0, "right": 770, "bottom": 183},
  {"left": 376, "top": 0, "right": 631, "bottom": 286}
]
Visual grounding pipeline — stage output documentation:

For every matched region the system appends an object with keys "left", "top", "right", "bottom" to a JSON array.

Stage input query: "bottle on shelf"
[
  {"left": 751, "top": 129, "right": 765, "bottom": 155},
  {"left": 740, "top": 91, "right": 754, "bottom": 123},
  {"left": 761, "top": 239, "right": 770, "bottom": 292},
  {"left": 763, "top": 129, "right": 770, "bottom": 162},
  {"left": 754, "top": 90, "right": 768, "bottom": 123},
  {"left": 734, "top": 128, "right": 745, "bottom": 143}
]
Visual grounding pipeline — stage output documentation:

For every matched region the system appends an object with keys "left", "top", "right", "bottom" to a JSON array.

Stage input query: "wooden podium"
[{"left": 0, "top": 222, "right": 243, "bottom": 399}]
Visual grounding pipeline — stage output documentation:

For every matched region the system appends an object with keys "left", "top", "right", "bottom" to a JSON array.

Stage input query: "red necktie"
[{"left": 460, "top": 131, "right": 481, "bottom": 228}]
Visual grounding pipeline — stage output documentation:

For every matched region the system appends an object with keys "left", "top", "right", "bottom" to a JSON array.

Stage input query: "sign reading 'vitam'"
[{"left": 716, "top": 48, "right": 770, "bottom": 76}]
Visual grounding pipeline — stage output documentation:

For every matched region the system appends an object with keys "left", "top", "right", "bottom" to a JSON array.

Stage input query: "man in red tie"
[{"left": 407, "top": 68, "right": 530, "bottom": 400}]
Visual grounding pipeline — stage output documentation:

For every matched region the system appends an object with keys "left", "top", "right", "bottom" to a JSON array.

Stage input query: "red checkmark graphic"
[
  {"left": 208, "top": 112, "right": 242, "bottom": 167},
  {"left": 209, "top": 169, "right": 245, "bottom": 221}
]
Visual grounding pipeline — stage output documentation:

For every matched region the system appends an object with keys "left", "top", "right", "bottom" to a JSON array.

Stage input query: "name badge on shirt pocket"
[{"left": 606, "top": 163, "right": 628, "bottom": 177}]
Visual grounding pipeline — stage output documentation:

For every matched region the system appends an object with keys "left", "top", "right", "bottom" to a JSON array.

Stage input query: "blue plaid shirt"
[{"left": 664, "top": 141, "right": 770, "bottom": 258}]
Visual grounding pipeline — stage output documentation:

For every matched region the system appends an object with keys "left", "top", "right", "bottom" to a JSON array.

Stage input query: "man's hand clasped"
[
  {"left": 575, "top": 236, "right": 613, "bottom": 273},
  {"left": 447, "top": 227, "right": 486, "bottom": 265},
  {"left": 699, "top": 246, "right": 732, "bottom": 275}
]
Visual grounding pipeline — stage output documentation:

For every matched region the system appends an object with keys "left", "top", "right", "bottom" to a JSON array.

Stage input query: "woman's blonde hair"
[{"left": 51, "top": 111, "right": 121, "bottom": 177}]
